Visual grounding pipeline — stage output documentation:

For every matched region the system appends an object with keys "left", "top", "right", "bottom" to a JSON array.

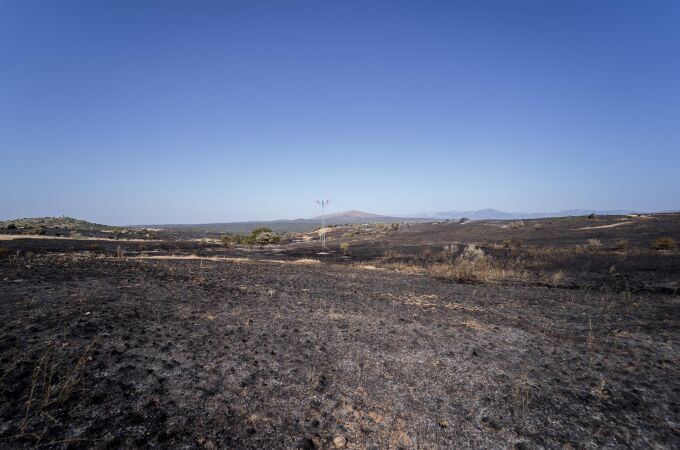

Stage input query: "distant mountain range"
[
  {"left": 142, "top": 210, "right": 426, "bottom": 233},
  {"left": 408, "top": 208, "right": 638, "bottom": 221},
  {"left": 132, "top": 208, "right": 654, "bottom": 233}
]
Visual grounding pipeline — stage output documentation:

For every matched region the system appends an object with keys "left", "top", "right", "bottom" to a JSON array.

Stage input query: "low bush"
[
  {"left": 224, "top": 228, "right": 281, "bottom": 246},
  {"left": 0, "top": 247, "right": 11, "bottom": 258},
  {"left": 255, "top": 231, "right": 280, "bottom": 245},
  {"left": 652, "top": 237, "right": 677, "bottom": 251}
]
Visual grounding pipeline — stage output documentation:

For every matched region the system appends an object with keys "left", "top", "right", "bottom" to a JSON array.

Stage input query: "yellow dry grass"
[
  {"left": 130, "top": 255, "right": 320, "bottom": 265},
  {"left": 0, "top": 234, "right": 149, "bottom": 242}
]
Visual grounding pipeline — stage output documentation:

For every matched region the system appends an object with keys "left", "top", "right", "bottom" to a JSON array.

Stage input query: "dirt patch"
[{"left": 576, "top": 221, "right": 632, "bottom": 230}]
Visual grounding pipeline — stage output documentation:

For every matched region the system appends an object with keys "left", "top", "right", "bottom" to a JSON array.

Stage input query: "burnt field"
[{"left": 1, "top": 214, "right": 679, "bottom": 449}]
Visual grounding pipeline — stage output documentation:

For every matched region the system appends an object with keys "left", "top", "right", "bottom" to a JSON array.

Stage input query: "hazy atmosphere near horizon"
[{"left": 1, "top": 0, "right": 678, "bottom": 224}]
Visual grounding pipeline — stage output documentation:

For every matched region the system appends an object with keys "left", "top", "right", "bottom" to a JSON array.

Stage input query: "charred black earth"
[{"left": 1, "top": 214, "right": 679, "bottom": 449}]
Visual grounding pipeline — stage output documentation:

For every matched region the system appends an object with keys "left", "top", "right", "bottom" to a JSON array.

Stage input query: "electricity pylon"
[{"left": 315, "top": 200, "right": 330, "bottom": 250}]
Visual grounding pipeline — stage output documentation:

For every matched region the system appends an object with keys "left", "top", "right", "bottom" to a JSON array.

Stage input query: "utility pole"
[{"left": 315, "top": 200, "right": 330, "bottom": 250}]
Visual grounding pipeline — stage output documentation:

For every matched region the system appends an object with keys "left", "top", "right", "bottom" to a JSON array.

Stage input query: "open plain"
[{"left": 1, "top": 214, "right": 679, "bottom": 449}]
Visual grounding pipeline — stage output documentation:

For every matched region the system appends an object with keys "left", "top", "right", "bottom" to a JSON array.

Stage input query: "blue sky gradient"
[{"left": 1, "top": 0, "right": 678, "bottom": 224}]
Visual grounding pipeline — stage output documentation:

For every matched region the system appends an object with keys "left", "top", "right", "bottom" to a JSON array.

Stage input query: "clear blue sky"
[{"left": 1, "top": 0, "right": 678, "bottom": 225}]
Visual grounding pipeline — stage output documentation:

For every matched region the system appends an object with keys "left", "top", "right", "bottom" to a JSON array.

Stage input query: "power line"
[{"left": 315, "top": 200, "right": 330, "bottom": 250}]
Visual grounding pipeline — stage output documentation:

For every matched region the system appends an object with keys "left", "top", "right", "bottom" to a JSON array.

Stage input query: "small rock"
[
  {"left": 333, "top": 435, "right": 347, "bottom": 448},
  {"left": 438, "top": 419, "right": 449, "bottom": 428}
]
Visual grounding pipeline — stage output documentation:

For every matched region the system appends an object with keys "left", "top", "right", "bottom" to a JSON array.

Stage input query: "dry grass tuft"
[
  {"left": 587, "top": 239, "right": 602, "bottom": 249},
  {"left": 428, "top": 244, "right": 526, "bottom": 283},
  {"left": 18, "top": 341, "right": 94, "bottom": 441},
  {"left": 651, "top": 237, "right": 677, "bottom": 251},
  {"left": 511, "top": 380, "right": 531, "bottom": 423}
]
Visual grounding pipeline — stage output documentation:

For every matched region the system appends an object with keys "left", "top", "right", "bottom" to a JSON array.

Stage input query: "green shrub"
[
  {"left": 251, "top": 227, "right": 273, "bottom": 237},
  {"left": 254, "top": 231, "right": 280, "bottom": 245},
  {"left": 224, "top": 228, "right": 281, "bottom": 246},
  {"left": 652, "top": 237, "right": 677, "bottom": 251},
  {"left": 6, "top": 223, "right": 17, "bottom": 230}
]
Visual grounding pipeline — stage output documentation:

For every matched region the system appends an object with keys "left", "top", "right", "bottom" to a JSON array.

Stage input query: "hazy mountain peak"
[{"left": 315, "top": 210, "right": 382, "bottom": 219}]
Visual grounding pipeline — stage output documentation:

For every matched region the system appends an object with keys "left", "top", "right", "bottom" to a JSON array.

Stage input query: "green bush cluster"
[{"left": 221, "top": 227, "right": 281, "bottom": 246}]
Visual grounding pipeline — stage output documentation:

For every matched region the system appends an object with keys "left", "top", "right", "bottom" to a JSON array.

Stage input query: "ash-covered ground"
[{"left": 1, "top": 214, "right": 679, "bottom": 449}]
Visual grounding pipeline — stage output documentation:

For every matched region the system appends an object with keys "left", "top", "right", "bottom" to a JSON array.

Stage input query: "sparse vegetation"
[
  {"left": 220, "top": 234, "right": 240, "bottom": 247},
  {"left": 254, "top": 231, "right": 280, "bottom": 245},
  {"left": 588, "top": 238, "right": 602, "bottom": 249},
  {"left": 220, "top": 227, "right": 280, "bottom": 245},
  {"left": 511, "top": 380, "right": 531, "bottom": 424},
  {"left": 651, "top": 237, "right": 677, "bottom": 251},
  {"left": 615, "top": 239, "right": 629, "bottom": 251},
  {"left": 428, "top": 244, "right": 525, "bottom": 283},
  {"left": 16, "top": 342, "right": 94, "bottom": 445},
  {"left": 340, "top": 242, "right": 350, "bottom": 254}
]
